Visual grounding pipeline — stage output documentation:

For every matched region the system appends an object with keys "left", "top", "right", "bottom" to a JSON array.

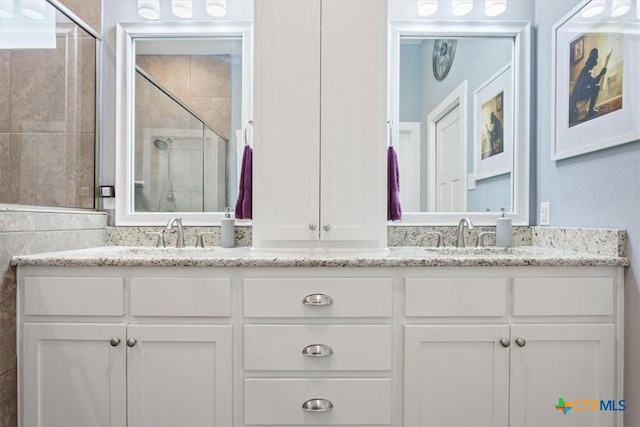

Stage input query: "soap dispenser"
[
  {"left": 220, "top": 208, "right": 235, "bottom": 248},
  {"left": 495, "top": 208, "right": 512, "bottom": 247}
]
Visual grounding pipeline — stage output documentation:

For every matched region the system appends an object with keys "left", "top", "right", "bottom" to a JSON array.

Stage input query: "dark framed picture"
[{"left": 572, "top": 37, "right": 584, "bottom": 63}]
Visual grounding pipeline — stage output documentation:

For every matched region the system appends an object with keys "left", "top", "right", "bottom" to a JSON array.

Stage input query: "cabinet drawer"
[
  {"left": 244, "top": 378, "right": 392, "bottom": 425},
  {"left": 513, "top": 277, "right": 614, "bottom": 316},
  {"left": 244, "top": 325, "right": 391, "bottom": 371},
  {"left": 130, "top": 278, "right": 231, "bottom": 317},
  {"left": 24, "top": 277, "right": 124, "bottom": 316},
  {"left": 405, "top": 278, "right": 507, "bottom": 317},
  {"left": 244, "top": 278, "right": 391, "bottom": 318}
]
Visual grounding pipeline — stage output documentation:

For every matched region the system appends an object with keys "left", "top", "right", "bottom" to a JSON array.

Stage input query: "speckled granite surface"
[
  {"left": 11, "top": 245, "right": 628, "bottom": 268},
  {"left": 532, "top": 227, "right": 626, "bottom": 257}
]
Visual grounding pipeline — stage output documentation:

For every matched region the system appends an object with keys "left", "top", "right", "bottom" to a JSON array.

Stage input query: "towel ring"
[
  {"left": 387, "top": 120, "right": 393, "bottom": 147},
  {"left": 244, "top": 120, "right": 254, "bottom": 147}
]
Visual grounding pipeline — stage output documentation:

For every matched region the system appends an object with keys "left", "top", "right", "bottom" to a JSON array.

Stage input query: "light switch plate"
[
  {"left": 467, "top": 173, "right": 476, "bottom": 190},
  {"left": 540, "top": 202, "right": 550, "bottom": 226}
]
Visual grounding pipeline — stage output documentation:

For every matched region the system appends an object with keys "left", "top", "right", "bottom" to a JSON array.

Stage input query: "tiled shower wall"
[{"left": 0, "top": 29, "right": 96, "bottom": 209}]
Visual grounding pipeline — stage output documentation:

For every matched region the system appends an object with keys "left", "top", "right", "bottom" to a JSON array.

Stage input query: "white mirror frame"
[
  {"left": 388, "top": 21, "right": 531, "bottom": 226},
  {"left": 115, "top": 21, "right": 253, "bottom": 226}
]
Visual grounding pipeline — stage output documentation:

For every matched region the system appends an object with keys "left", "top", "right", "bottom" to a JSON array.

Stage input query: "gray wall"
[{"left": 535, "top": 1, "right": 640, "bottom": 424}]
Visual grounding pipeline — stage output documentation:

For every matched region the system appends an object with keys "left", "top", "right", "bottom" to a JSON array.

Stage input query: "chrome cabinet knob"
[
  {"left": 302, "top": 398, "right": 333, "bottom": 412},
  {"left": 499, "top": 338, "right": 510, "bottom": 348},
  {"left": 302, "top": 344, "right": 334, "bottom": 357},
  {"left": 322, "top": 224, "right": 331, "bottom": 231},
  {"left": 302, "top": 294, "right": 334, "bottom": 306},
  {"left": 309, "top": 223, "right": 317, "bottom": 231},
  {"left": 126, "top": 338, "right": 137, "bottom": 347},
  {"left": 110, "top": 338, "right": 121, "bottom": 347},
  {"left": 515, "top": 338, "right": 526, "bottom": 347}
]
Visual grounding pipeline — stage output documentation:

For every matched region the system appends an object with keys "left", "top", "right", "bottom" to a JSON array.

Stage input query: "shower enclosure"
[{"left": 133, "top": 54, "right": 234, "bottom": 213}]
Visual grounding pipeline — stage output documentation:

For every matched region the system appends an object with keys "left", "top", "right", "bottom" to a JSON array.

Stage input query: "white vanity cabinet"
[
  {"left": 18, "top": 270, "right": 233, "bottom": 427},
  {"left": 17, "top": 264, "right": 624, "bottom": 427},
  {"left": 403, "top": 271, "right": 622, "bottom": 427},
  {"left": 253, "top": 0, "right": 387, "bottom": 249}
]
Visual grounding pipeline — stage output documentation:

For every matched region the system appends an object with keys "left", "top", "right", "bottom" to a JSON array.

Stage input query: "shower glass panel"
[
  {"left": 0, "top": 4, "right": 97, "bottom": 209},
  {"left": 134, "top": 69, "right": 229, "bottom": 213}
]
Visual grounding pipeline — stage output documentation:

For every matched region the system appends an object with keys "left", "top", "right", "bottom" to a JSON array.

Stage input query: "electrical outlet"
[{"left": 540, "top": 202, "right": 550, "bottom": 226}]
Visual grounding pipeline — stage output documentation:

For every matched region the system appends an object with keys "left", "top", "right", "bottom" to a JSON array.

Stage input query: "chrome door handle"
[
  {"left": 126, "top": 338, "right": 137, "bottom": 347},
  {"left": 302, "top": 344, "right": 334, "bottom": 357},
  {"left": 499, "top": 338, "right": 510, "bottom": 348},
  {"left": 515, "top": 338, "right": 526, "bottom": 347},
  {"left": 322, "top": 224, "right": 331, "bottom": 231},
  {"left": 110, "top": 337, "right": 121, "bottom": 347},
  {"left": 302, "top": 294, "right": 334, "bottom": 306},
  {"left": 302, "top": 398, "right": 333, "bottom": 412},
  {"left": 309, "top": 223, "right": 317, "bottom": 231}
]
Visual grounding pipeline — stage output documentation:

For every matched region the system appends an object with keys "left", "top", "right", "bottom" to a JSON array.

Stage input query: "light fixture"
[
  {"left": 138, "top": 0, "right": 159, "bottom": 20},
  {"left": 171, "top": 0, "right": 192, "bottom": 18},
  {"left": 452, "top": 0, "right": 473, "bottom": 16},
  {"left": 206, "top": 0, "right": 226, "bottom": 17},
  {"left": 417, "top": 0, "right": 438, "bottom": 16},
  {"left": 20, "top": 0, "right": 46, "bottom": 20},
  {"left": 0, "top": 0, "right": 14, "bottom": 19},
  {"left": 485, "top": 0, "right": 506, "bottom": 16},
  {"left": 611, "top": 0, "right": 630, "bottom": 16},
  {"left": 581, "top": 0, "right": 605, "bottom": 18}
]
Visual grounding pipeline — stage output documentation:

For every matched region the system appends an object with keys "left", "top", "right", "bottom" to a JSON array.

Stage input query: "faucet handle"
[
  {"left": 477, "top": 232, "right": 496, "bottom": 247},
  {"left": 146, "top": 232, "right": 165, "bottom": 248},
  {"left": 195, "top": 232, "right": 216, "bottom": 248},
  {"left": 424, "top": 231, "right": 446, "bottom": 247}
]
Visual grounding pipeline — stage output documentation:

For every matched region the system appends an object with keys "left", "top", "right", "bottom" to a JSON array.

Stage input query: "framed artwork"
[
  {"left": 551, "top": 0, "right": 640, "bottom": 160},
  {"left": 474, "top": 64, "right": 513, "bottom": 180}
]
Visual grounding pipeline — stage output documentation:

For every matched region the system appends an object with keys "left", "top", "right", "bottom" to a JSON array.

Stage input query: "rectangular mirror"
[
  {"left": 389, "top": 21, "right": 531, "bottom": 225},
  {"left": 116, "top": 22, "right": 253, "bottom": 225}
]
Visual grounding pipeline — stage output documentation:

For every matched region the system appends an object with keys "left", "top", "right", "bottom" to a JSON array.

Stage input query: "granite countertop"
[{"left": 11, "top": 245, "right": 629, "bottom": 268}]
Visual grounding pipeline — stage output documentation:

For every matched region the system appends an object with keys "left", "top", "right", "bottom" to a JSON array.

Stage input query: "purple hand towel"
[
  {"left": 234, "top": 145, "right": 253, "bottom": 219},
  {"left": 387, "top": 146, "right": 402, "bottom": 221}
]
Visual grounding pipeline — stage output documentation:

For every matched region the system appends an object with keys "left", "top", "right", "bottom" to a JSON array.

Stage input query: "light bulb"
[
  {"left": 452, "top": 0, "right": 473, "bottom": 16},
  {"left": 172, "top": 0, "right": 192, "bottom": 18},
  {"left": 581, "top": 0, "right": 605, "bottom": 18},
  {"left": 417, "top": 0, "right": 438, "bottom": 16},
  {"left": 137, "top": 0, "right": 159, "bottom": 20},
  {"left": 611, "top": 0, "right": 630, "bottom": 16},
  {"left": 485, "top": 0, "right": 506, "bottom": 17},
  {"left": 206, "top": 0, "right": 226, "bottom": 17},
  {"left": 20, "top": 0, "right": 46, "bottom": 20},
  {"left": 0, "top": 0, "right": 14, "bottom": 19}
]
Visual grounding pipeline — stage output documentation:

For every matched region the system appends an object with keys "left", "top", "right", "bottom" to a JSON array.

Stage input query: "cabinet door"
[
  {"left": 127, "top": 325, "right": 232, "bottom": 427},
  {"left": 253, "top": 0, "right": 321, "bottom": 245},
  {"left": 320, "top": 0, "right": 387, "bottom": 246},
  {"left": 22, "top": 323, "right": 126, "bottom": 427},
  {"left": 404, "top": 325, "right": 510, "bottom": 426},
  {"left": 510, "top": 324, "right": 617, "bottom": 427}
]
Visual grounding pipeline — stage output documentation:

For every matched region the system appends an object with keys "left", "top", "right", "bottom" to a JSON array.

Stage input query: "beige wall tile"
[
  {"left": 76, "top": 37, "right": 97, "bottom": 134},
  {"left": 0, "top": 369, "right": 16, "bottom": 427},
  {"left": 145, "top": 55, "right": 191, "bottom": 98},
  {"left": 10, "top": 38, "right": 67, "bottom": 133},
  {"left": 190, "top": 55, "right": 231, "bottom": 98},
  {"left": 59, "top": 0, "right": 102, "bottom": 35},
  {"left": 0, "top": 212, "right": 35, "bottom": 233},
  {"left": 0, "top": 52, "right": 10, "bottom": 133},
  {"left": 189, "top": 96, "right": 231, "bottom": 140},
  {"left": 0, "top": 134, "right": 15, "bottom": 204},
  {"left": 0, "top": 267, "right": 15, "bottom": 376},
  {"left": 9, "top": 134, "right": 37, "bottom": 205}
]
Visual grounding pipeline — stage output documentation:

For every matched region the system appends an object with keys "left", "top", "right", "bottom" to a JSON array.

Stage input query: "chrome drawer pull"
[
  {"left": 302, "top": 398, "right": 333, "bottom": 412},
  {"left": 499, "top": 338, "right": 510, "bottom": 348},
  {"left": 302, "top": 344, "right": 334, "bottom": 357},
  {"left": 302, "top": 294, "right": 334, "bottom": 306},
  {"left": 515, "top": 338, "right": 526, "bottom": 347}
]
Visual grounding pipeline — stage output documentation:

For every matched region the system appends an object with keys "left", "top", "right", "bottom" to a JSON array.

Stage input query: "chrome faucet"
[
  {"left": 456, "top": 217, "right": 474, "bottom": 247},
  {"left": 165, "top": 217, "right": 185, "bottom": 248}
]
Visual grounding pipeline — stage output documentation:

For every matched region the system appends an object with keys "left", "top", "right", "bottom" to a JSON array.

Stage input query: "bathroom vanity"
[{"left": 13, "top": 246, "right": 627, "bottom": 426}]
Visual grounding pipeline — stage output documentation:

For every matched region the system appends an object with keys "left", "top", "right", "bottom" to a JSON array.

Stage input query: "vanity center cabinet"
[
  {"left": 17, "top": 265, "right": 624, "bottom": 427},
  {"left": 253, "top": 0, "right": 387, "bottom": 249}
]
